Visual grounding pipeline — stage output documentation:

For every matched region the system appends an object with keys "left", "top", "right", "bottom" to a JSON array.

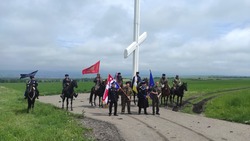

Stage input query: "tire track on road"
[
  {"left": 157, "top": 116, "right": 214, "bottom": 141},
  {"left": 127, "top": 115, "right": 170, "bottom": 141}
]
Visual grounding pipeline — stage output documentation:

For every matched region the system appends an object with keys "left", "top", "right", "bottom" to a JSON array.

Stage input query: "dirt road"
[{"left": 38, "top": 94, "right": 250, "bottom": 141}]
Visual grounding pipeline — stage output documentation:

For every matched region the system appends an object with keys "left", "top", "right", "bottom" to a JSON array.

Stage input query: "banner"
[
  {"left": 20, "top": 70, "right": 38, "bottom": 79},
  {"left": 82, "top": 61, "right": 100, "bottom": 75},
  {"left": 149, "top": 70, "right": 155, "bottom": 88}
]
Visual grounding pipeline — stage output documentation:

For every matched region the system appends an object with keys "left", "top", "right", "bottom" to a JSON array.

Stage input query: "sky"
[{"left": 1, "top": 0, "right": 250, "bottom": 78}]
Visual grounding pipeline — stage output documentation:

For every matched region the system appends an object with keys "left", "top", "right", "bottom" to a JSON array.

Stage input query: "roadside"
[{"left": 38, "top": 94, "right": 250, "bottom": 141}]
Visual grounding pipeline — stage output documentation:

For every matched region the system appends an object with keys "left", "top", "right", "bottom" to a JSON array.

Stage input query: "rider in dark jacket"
[
  {"left": 24, "top": 76, "right": 39, "bottom": 99},
  {"left": 61, "top": 74, "right": 71, "bottom": 98}
]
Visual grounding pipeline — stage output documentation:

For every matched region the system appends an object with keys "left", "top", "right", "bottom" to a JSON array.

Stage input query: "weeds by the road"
[{"left": 0, "top": 86, "right": 93, "bottom": 141}]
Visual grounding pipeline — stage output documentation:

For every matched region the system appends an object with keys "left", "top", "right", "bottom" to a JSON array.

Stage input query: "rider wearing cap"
[
  {"left": 24, "top": 76, "right": 39, "bottom": 99},
  {"left": 173, "top": 75, "right": 182, "bottom": 90},
  {"left": 61, "top": 74, "right": 72, "bottom": 98}
]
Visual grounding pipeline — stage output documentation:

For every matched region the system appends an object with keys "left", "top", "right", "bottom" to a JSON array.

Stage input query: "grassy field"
[
  {"left": 205, "top": 89, "right": 250, "bottom": 124},
  {"left": 0, "top": 85, "right": 93, "bottom": 141},
  {"left": 1, "top": 77, "right": 250, "bottom": 141},
  {"left": 177, "top": 78, "right": 250, "bottom": 124}
]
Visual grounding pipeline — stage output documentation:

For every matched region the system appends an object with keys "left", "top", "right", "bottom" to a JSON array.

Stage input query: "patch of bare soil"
[{"left": 78, "top": 117, "right": 124, "bottom": 141}]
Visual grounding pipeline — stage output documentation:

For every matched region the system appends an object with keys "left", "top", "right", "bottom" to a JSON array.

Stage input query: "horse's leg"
[
  {"left": 180, "top": 96, "right": 183, "bottom": 107},
  {"left": 176, "top": 96, "right": 180, "bottom": 107},
  {"left": 62, "top": 97, "right": 65, "bottom": 109},
  {"left": 166, "top": 96, "right": 169, "bottom": 107},
  {"left": 94, "top": 94, "right": 97, "bottom": 106},
  {"left": 98, "top": 96, "right": 101, "bottom": 108},
  {"left": 89, "top": 90, "right": 94, "bottom": 106},
  {"left": 27, "top": 99, "right": 30, "bottom": 113},
  {"left": 71, "top": 98, "right": 73, "bottom": 111},
  {"left": 101, "top": 96, "right": 103, "bottom": 108},
  {"left": 66, "top": 97, "right": 69, "bottom": 110}
]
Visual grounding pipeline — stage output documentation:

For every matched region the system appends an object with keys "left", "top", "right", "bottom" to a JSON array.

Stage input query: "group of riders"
[
  {"left": 92, "top": 72, "right": 182, "bottom": 116},
  {"left": 24, "top": 74, "right": 78, "bottom": 100},
  {"left": 23, "top": 72, "right": 182, "bottom": 116}
]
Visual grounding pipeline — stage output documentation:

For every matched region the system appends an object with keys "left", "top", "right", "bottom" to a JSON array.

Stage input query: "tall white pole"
[{"left": 133, "top": 0, "right": 140, "bottom": 76}]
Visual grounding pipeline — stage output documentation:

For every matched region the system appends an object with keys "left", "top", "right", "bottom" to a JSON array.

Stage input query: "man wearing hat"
[
  {"left": 173, "top": 75, "right": 182, "bottom": 90},
  {"left": 24, "top": 76, "right": 39, "bottom": 99},
  {"left": 108, "top": 81, "right": 119, "bottom": 116},
  {"left": 160, "top": 74, "right": 169, "bottom": 92},
  {"left": 61, "top": 74, "right": 71, "bottom": 98},
  {"left": 121, "top": 81, "right": 133, "bottom": 114},
  {"left": 137, "top": 81, "right": 149, "bottom": 115},
  {"left": 94, "top": 73, "right": 103, "bottom": 91}
]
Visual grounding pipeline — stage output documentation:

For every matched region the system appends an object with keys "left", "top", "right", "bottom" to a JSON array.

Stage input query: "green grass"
[
  {"left": 205, "top": 89, "right": 250, "bottom": 124},
  {"left": 0, "top": 86, "right": 93, "bottom": 141}
]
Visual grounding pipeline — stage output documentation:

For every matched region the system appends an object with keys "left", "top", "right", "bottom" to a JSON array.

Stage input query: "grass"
[
  {"left": 205, "top": 89, "right": 250, "bottom": 124},
  {"left": 0, "top": 86, "right": 93, "bottom": 141}
]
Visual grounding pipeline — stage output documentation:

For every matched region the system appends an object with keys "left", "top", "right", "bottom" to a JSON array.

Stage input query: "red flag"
[
  {"left": 82, "top": 61, "right": 100, "bottom": 75},
  {"left": 102, "top": 74, "right": 113, "bottom": 104}
]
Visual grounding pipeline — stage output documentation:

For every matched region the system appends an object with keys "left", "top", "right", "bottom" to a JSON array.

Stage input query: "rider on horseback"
[
  {"left": 94, "top": 73, "right": 102, "bottom": 91},
  {"left": 61, "top": 74, "right": 71, "bottom": 98},
  {"left": 24, "top": 76, "right": 39, "bottom": 99},
  {"left": 173, "top": 75, "right": 182, "bottom": 90},
  {"left": 159, "top": 74, "right": 170, "bottom": 90}
]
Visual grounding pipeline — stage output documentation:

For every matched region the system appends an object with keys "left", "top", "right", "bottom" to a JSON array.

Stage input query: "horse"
[
  {"left": 160, "top": 83, "right": 171, "bottom": 106},
  {"left": 62, "top": 80, "right": 78, "bottom": 111},
  {"left": 89, "top": 80, "right": 106, "bottom": 107},
  {"left": 171, "top": 82, "right": 188, "bottom": 107},
  {"left": 27, "top": 85, "right": 37, "bottom": 113}
]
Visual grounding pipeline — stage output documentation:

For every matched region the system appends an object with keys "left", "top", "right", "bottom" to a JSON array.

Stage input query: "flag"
[
  {"left": 102, "top": 74, "right": 120, "bottom": 104},
  {"left": 20, "top": 70, "right": 38, "bottom": 79},
  {"left": 149, "top": 70, "right": 155, "bottom": 88},
  {"left": 82, "top": 61, "right": 100, "bottom": 75},
  {"left": 102, "top": 74, "right": 114, "bottom": 104},
  {"left": 132, "top": 75, "right": 138, "bottom": 94}
]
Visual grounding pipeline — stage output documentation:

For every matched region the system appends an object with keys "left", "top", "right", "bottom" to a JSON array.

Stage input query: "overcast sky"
[{"left": 1, "top": 0, "right": 250, "bottom": 77}]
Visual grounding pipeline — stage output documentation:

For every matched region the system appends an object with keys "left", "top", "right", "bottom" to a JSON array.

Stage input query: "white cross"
[{"left": 124, "top": 0, "right": 147, "bottom": 77}]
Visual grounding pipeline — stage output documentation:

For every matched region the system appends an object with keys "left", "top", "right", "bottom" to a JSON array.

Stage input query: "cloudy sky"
[{"left": 1, "top": 0, "right": 250, "bottom": 77}]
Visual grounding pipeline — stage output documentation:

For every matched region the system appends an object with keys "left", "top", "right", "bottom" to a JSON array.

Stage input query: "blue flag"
[
  {"left": 149, "top": 70, "right": 155, "bottom": 88},
  {"left": 20, "top": 70, "right": 38, "bottom": 79}
]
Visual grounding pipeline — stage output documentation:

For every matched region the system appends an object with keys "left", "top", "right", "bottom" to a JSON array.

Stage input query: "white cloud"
[{"left": 0, "top": 0, "right": 250, "bottom": 77}]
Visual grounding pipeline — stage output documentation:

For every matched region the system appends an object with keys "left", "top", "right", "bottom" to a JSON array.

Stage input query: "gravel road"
[{"left": 38, "top": 93, "right": 250, "bottom": 141}]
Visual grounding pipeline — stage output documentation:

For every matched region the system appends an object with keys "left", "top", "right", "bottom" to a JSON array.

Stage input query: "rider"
[
  {"left": 24, "top": 76, "right": 39, "bottom": 99},
  {"left": 173, "top": 75, "right": 182, "bottom": 90},
  {"left": 116, "top": 72, "right": 123, "bottom": 87},
  {"left": 93, "top": 73, "right": 102, "bottom": 91},
  {"left": 61, "top": 74, "right": 71, "bottom": 98},
  {"left": 159, "top": 74, "right": 170, "bottom": 90}
]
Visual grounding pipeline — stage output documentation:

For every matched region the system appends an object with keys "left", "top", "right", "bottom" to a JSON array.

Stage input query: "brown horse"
[
  {"left": 62, "top": 80, "right": 78, "bottom": 111},
  {"left": 171, "top": 82, "right": 188, "bottom": 107},
  {"left": 160, "top": 82, "right": 171, "bottom": 106},
  {"left": 27, "top": 85, "right": 36, "bottom": 113},
  {"left": 89, "top": 80, "right": 106, "bottom": 107}
]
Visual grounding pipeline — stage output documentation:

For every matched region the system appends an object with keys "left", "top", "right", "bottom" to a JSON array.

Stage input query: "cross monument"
[{"left": 124, "top": 0, "right": 147, "bottom": 77}]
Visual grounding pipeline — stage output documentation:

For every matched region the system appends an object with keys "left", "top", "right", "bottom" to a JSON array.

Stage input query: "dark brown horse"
[
  {"left": 62, "top": 80, "right": 78, "bottom": 111},
  {"left": 27, "top": 85, "right": 36, "bottom": 113},
  {"left": 89, "top": 80, "right": 106, "bottom": 107},
  {"left": 171, "top": 82, "right": 188, "bottom": 107},
  {"left": 160, "top": 82, "right": 171, "bottom": 106}
]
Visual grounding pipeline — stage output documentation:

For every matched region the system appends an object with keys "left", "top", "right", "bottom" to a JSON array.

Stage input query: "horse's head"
[
  {"left": 182, "top": 82, "right": 188, "bottom": 91},
  {"left": 72, "top": 80, "right": 78, "bottom": 88}
]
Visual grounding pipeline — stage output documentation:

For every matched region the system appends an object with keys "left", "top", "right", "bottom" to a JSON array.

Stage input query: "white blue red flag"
[{"left": 102, "top": 74, "right": 119, "bottom": 104}]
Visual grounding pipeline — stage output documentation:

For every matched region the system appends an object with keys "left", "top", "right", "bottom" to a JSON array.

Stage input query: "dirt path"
[{"left": 38, "top": 94, "right": 250, "bottom": 141}]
